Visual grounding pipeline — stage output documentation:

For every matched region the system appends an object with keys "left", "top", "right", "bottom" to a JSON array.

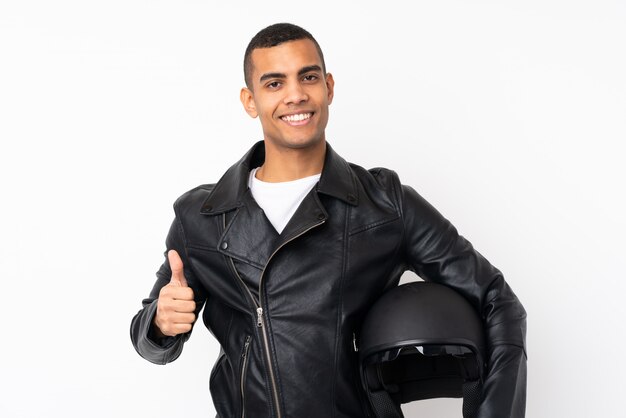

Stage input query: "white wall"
[{"left": 1, "top": 1, "right": 624, "bottom": 417}]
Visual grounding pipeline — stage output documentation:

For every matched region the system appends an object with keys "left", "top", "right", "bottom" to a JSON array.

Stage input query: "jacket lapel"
[
  {"left": 218, "top": 190, "right": 278, "bottom": 269},
  {"left": 276, "top": 187, "right": 328, "bottom": 248},
  {"left": 198, "top": 140, "right": 360, "bottom": 268}
]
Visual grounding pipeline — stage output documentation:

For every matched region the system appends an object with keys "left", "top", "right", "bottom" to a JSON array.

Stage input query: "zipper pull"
[
  {"left": 352, "top": 332, "right": 359, "bottom": 352},
  {"left": 257, "top": 307, "right": 263, "bottom": 327}
]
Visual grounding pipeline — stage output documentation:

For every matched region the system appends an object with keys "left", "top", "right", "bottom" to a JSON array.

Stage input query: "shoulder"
[
  {"left": 349, "top": 163, "right": 402, "bottom": 202},
  {"left": 172, "top": 184, "right": 216, "bottom": 216},
  {"left": 342, "top": 162, "right": 405, "bottom": 218},
  {"left": 349, "top": 163, "right": 402, "bottom": 192},
  {"left": 347, "top": 162, "right": 434, "bottom": 220}
]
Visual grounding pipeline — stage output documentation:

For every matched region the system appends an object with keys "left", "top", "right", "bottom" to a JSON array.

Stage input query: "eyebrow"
[{"left": 259, "top": 65, "right": 323, "bottom": 83}]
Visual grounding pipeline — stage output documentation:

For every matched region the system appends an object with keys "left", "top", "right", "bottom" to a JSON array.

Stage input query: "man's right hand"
[{"left": 153, "top": 250, "right": 196, "bottom": 337}]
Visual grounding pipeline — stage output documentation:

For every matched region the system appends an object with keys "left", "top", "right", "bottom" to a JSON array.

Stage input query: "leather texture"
[{"left": 130, "top": 141, "right": 527, "bottom": 418}]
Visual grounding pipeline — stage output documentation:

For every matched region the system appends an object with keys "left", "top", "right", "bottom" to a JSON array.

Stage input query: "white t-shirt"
[{"left": 248, "top": 167, "right": 321, "bottom": 234}]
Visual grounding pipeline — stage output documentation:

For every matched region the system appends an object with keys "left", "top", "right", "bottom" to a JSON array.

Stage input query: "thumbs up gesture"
[{"left": 153, "top": 250, "right": 197, "bottom": 337}]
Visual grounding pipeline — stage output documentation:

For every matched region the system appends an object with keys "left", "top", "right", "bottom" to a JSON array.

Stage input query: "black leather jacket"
[{"left": 131, "top": 141, "right": 527, "bottom": 418}]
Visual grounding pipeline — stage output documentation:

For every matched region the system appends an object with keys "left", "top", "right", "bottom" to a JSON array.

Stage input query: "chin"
[
  {"left": 285, "top": 138, "right": 324, "bottom": 150},
  {"left": 267, "top": 134, "right": 324, "bottom": 151}
]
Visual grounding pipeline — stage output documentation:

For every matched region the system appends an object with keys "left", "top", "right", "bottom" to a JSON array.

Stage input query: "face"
[{"left": 240, "top": 39, "right": 334, "bottom": 152}]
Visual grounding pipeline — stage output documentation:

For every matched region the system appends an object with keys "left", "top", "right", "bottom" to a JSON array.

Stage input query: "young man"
[{"left": 131, "top": 23, "right": 527, "bottom": 418}]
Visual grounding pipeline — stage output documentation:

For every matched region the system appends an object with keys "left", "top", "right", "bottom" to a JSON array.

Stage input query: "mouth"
[{"left": 280, "top": 112, "right": 314, "bottom": 126}]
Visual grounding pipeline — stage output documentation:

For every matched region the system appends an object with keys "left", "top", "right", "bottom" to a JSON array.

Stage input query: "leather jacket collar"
[{"left": 200, "top": 140, "right": 359, "bottom": 215}]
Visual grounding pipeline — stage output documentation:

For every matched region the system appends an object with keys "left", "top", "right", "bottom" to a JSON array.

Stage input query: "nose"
[{"left": 283, "top": 81, "right": 308, "bottom": 105}]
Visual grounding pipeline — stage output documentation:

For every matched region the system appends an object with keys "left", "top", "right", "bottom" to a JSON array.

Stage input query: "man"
[{"left": 131, "top": 23, "right": 527, "bottom": 417}]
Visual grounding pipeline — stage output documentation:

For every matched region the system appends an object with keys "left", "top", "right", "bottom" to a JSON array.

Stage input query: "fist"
[{"left": 153, "top": 250, "right": 196, "bottom": 337}]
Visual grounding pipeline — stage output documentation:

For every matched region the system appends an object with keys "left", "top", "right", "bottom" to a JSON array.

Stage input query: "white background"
[{"left": 1, "top": 1, "right": 624, "bottom": 417}]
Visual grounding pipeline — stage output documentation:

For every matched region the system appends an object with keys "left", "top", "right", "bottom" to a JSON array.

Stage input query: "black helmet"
[{"left": 358, "top": 281, "right": 486, "bottom": 418}]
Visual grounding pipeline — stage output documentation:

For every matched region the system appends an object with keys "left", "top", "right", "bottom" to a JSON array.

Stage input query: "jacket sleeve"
[
  {"left": 130, "top": 208, "right": 207, "bottom": 365},
  {"left": 399, "top": 184, "right": 527, "bottom": 418}
]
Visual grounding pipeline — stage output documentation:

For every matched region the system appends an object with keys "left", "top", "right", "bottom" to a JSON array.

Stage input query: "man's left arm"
[{"left": 399, "top": 183, "right": 527, "bottom": 418}]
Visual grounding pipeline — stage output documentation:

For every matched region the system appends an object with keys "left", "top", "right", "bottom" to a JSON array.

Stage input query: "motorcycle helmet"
[{"left": 358, "top": 281, "right": 486, "bottom": 418}]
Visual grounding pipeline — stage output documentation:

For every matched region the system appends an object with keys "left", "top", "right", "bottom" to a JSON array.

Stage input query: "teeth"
[{"left": 282, "top": 113, "right": 312, "bottom": 122}]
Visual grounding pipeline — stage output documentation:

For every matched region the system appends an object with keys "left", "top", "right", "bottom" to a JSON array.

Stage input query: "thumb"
[{"left": 168, "top": 249, "right": 188, "bottom": 287}]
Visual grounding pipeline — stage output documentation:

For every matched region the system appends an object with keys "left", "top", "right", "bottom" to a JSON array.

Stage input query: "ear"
[
  {"left": 325, "top": 73, "right": 335, "bottom": 105},
  {"left": 240, "top": 87, "right": 258, "bottom": 118}
]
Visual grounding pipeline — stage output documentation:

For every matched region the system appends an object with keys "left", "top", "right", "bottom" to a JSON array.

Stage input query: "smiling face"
[{"left": 240, "top": 39, "right": 334, "bottom": 153}]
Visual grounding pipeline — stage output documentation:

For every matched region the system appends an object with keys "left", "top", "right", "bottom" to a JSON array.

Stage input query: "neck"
[{"left": 256, "top": 140, "right": 326, "bottom": 182}]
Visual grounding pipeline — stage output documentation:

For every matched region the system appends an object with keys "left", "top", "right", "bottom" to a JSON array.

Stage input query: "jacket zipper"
[
  {"left": 224, "top": 213, "right": 325, "bottom": 418},
  {"left": 256, "top": 220, "right": 325, "bottom": 418},
  {"left": 240, "top": 335, "right": 252, "bottom": 418}
]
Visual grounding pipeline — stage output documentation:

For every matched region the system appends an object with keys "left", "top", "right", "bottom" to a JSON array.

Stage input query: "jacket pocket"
[{"left": 239, "top": 335, "right": 252, "bottom": 418}]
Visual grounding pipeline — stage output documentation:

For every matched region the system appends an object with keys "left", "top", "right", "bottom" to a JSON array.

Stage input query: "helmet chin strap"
[
  {"left": 363, "top": 360, "right": 483, "bottom": 418},
  {"left": 462, "top": 380, "right": 482, "bottom": 418},
  {"left": 367, "top": 388, "right": 404, "bottom": 418},
  {"left": 363, "top": 363, "right": 404, "bottom": 418}
]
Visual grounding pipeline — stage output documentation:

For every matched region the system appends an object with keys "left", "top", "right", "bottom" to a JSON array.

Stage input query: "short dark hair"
[{"left": 243, "top": 23, "right": 326, "bottom": 88}]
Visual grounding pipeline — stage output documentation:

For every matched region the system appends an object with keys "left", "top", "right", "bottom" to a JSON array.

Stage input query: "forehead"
[{"left": 250, "top": 39, "right": 322, "bottom": 78}]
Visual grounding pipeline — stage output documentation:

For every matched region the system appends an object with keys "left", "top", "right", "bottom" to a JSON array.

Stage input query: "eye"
[
  {"left": 302, "top": 74, "right": 318, "bottom": 82},
  {"left": 266, "top": 81, "right": 282, "bottom": 89}
]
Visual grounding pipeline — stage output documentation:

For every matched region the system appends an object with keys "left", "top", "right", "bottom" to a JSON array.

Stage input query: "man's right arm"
[{"left": 130, "top": 215, "right": 206, "bottom": 365}]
